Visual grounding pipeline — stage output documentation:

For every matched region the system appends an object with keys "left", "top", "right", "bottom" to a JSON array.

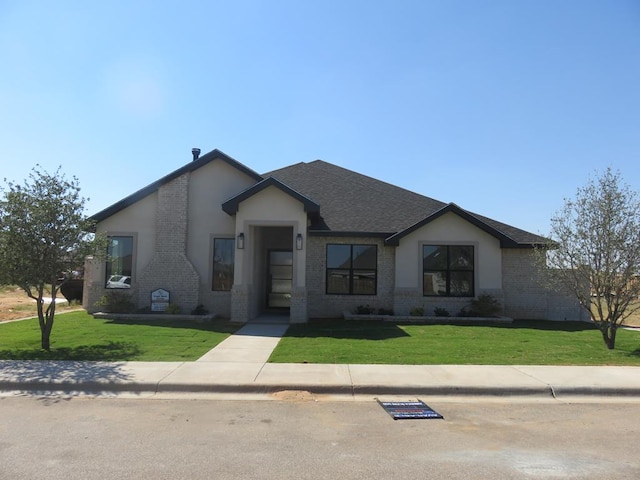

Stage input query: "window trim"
[
  {"left": 422, "top": 244, "right": 475, "bottom": 297},
  {"left": 105, "top": 234, "right": 136, "bottom": 289},
  {"left": 212, "top": 237, "right": 235, "bottom": 292},
  {"left": 326, "top": 243, "right": 377, "bottom": 295}
]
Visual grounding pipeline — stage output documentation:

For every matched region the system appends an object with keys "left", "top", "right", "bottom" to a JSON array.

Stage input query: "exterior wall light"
[
  {"left": 296, "top": 233, "right": 303, "bottom": 250},
  {"left": 237, "top": 232, "right": 245, "bottom": 250}
]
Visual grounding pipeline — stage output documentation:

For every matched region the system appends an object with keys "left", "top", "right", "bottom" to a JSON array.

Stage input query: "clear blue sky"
[{"left": 1, "top": 0, "right": 638, "bottom": 236}]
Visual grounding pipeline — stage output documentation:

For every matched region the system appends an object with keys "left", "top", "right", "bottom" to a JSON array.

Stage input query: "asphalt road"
[{"left": 1, "top": 396, "right": 638, "bottom": 479}]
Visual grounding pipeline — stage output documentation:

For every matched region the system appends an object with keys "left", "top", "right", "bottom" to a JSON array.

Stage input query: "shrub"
[
  {"left": 433, "top": 307, "right": 450, "bottom": 317},
  {"left": 94, "top": 291, "right": 135, "bottom": 313},
  {"left": 354, "top": 305, "right": 374, "bottom": 314},
  {"left": 191, "top": 304, "right": 209, "bottom": 315},
  {"left": 409, "top": 307, "right": 425, "bottom": 316},
  {"left": 378, "top": 308, "right": 394, "bottom": 315},
  {"left": 469, "top": 294, "right": 502, "bottom": 317},
  {"left": 165, "top": 303, "right": 181, "bottom": 314}
]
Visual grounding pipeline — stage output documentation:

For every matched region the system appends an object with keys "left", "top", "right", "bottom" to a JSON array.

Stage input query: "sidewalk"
[{"left": 1, "top": 320, "right": 640, "bottom": 400}]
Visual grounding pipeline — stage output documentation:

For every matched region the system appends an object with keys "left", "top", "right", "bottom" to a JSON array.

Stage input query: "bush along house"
[{"left": 83, "top": 148, "right": 587, "bottom": 323}]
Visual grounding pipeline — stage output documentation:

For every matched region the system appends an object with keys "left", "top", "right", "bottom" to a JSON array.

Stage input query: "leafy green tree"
[
  {"left": 545, "top": 167, "right": 640, "bottom": 349},
  {"left": 0, "top": 166, "right": 104, "bottom": 350}
]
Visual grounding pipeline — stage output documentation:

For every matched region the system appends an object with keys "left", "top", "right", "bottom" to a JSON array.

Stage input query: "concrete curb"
[{"left": 3, "top": 378, "right": 640, "bottom": 398}]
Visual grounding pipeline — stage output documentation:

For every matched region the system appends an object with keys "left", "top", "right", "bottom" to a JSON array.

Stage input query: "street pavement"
[{"left": 1, "top": 320, "right": 640, "bottom": 400}]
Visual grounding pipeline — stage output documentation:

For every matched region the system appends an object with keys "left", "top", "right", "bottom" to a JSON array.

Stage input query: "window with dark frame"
[
  {"left": 423, "top": 245, "right": 474, "bottom": 297},
  {"left": 326, "top": 244, "right": 377, "bottom": 295},
  {"left": 212, "top": 238, "right": 234, "bottom": 291},
  {"left": 105, "top": 236, "right": 133, "bottom": 289}
]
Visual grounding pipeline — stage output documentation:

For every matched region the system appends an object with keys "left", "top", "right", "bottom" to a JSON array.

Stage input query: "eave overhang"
[
  {"left": 90, "top": 149, "right": 263, "bottom": 227},
  {"left": 221, "top": 176, "right": 320, "bottom": 216},
  {"left": 384, "top": 203, "right": 528, "bottom": 248}
]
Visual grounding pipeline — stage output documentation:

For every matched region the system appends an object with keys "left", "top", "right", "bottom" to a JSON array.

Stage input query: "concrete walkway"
[
  {"left": 1, "top": 316, "right": 640, "bottom": 400},
  {"left": 196, "top": 322, "right": 289, "bottom": 363}
]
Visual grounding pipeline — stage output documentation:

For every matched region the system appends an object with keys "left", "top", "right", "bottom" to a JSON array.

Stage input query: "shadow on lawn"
[
  {"left": 0, "top": 342, "right": 141, "bottom": 361},
  {"left": 104, "top": 317, "right": 238, "bottom": 334},
  {"left": 284, "top": 319, "right": 410, "bottom": 340},
  {"left": 284, "top": 319, "right": 599, "bottom": 340},
  {"left": 502, "top": 320, "right": 597, "bottom": 332}
]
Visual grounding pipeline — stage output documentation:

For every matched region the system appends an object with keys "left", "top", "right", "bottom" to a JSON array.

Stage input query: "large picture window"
[
  {"left": 326, "top": 244, "right": 377, "bottom": 295},
  {"left": 105, "top": 236, "right": 133, "bottom": 289},
  {"left": 212, "top": 238, "right": 234, "bottom": 291},
  {"left": 423, "top": 245, "right": 474, "bottom": 297}
]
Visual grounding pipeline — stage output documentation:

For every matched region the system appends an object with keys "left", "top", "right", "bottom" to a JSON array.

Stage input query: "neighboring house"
[{"left": 83, "top": 148, "right": 587, "bottom": 323}]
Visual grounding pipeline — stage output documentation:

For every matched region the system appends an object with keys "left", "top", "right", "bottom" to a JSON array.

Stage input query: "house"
[{"left": 83, "top": 148, "right": 586, "bottom": 323}]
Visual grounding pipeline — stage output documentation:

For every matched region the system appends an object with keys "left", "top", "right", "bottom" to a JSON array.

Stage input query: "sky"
[{"left": 1, "top": 0, "right": 638, "bottom": 236}]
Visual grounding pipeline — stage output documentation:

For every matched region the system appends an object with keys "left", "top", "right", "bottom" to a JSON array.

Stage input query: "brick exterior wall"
[
  {"left": 231, "top": 284, "right": 251, "bottom": 323},
  {"left": 137, "top": 173, "right": 200, "bottom": 313},
  {"left": 306, "top": 235, "right": 395, "bottom": 318},
  {"left": 290, "top": 286, "right": 308, "bottom": 323},
  {"left": 502, "top": 249, "right": 587, "bottom": 320},
  {"left": 199, "top": 290, "right": 232, "bottom": 318},
  {"left": 392, "top": 289, "right": 500, "bottom": 317}
]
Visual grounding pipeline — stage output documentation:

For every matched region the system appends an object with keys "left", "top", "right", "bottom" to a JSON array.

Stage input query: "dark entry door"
[{"left": 267, "top": 250, "right": 292, "bottom": 309}]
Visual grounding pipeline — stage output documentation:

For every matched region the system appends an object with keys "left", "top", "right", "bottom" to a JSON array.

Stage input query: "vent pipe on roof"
[{"left": 191, "top": 148, "right": 201, "bottom": 161}]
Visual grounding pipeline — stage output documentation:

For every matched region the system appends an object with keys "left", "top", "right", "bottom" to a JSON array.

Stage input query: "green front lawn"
[
  {"left": 0, "top": 311, "right": 238, "bottom": 361},
  {"left": 3, "top": 314, "right": 640, "bottom": 365},
  {"left": 269, "top": 319, "right": 640, "bottom": 365}
]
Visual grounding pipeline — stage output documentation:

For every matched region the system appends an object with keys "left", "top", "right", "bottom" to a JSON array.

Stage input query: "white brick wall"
[
  {"left": 502, "top": 249, "right": 588, "bottom": 320},
  {"left": 306, "top": 235, "right": 395, "bottom": 318}
]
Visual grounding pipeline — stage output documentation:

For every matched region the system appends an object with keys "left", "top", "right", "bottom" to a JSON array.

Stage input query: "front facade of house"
[{"left": 83, "top": 148, "right": 586, "bottom": 323}]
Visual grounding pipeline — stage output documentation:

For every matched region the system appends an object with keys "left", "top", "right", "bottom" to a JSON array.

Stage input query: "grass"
[
  {"left": 3, "top": 312, "right": 640, "bottom": 365},
  {"left": 0, "top": 311, "right": 238, "bottom": 361},
  {"left": 269, "top": 319, "right": 640, "bottom": 365}
]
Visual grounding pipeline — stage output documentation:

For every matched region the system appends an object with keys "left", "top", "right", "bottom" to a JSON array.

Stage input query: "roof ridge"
[{"left": 295, "top": 160, "right": 446, "bottom": 205}]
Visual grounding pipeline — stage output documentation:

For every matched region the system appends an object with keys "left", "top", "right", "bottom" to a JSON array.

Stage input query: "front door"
[{"left": 267, "top": 250, "right": 292, "bottom": 309}]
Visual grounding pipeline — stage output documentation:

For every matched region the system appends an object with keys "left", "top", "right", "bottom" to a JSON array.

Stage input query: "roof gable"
[
  {"left": 221, "top": 177, "right": 320, "bottom": 215},
  {"left": 264, "top": 160, "right": 448, "bottom": 234},
  {"left": 91, "top": 149, "right": 262, "bottom": 222},
  {"left": 385, "top": 203, "right": 520, "bottom": 247}
]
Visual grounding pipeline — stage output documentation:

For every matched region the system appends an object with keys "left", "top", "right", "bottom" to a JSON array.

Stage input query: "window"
[
  {"left": 105, "top": 236, "right": 133, "bottom": 289},
  {"left": 212, "top": 238, "right": 234, "bottom": 291},
  {"left": 423, "top": 245, "right": 474, "bottom": 296},
  {"left": 326, "top": 244, "right": 377, "bottom": 295}
]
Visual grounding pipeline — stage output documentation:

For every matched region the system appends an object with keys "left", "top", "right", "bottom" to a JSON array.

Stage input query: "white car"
[{"left": 106, "top": 275, "right": 131, "bottom": 289}]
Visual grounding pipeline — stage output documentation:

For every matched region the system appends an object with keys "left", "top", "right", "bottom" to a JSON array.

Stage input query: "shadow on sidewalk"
[{"left": 0, "top": 360, "right": 134, "bottom": 397}]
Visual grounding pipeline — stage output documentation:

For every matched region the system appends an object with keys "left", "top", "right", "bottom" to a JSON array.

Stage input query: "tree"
[
  {"left": 0, "top": 166, "right": 104, "bottom": 350},
  {"left": 545, "top": 167, "right": 640, "bottom": 349}
]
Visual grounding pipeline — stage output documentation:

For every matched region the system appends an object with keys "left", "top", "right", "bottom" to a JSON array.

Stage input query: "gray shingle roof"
[
  {"left": 90, "top": 148, "right": 547, "bottom": 247},
  {"left": 264, "top": 160, "right": 548, "bottom": 247},
  {"left": 264, "top": 161, "right": 447, "bottom": 233}
]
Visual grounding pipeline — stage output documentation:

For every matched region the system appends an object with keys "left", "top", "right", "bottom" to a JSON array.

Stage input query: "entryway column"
[
  {"left": 231, "top": 284, "right": 251, "bottom": 324},
  {"left": 290, "top": 286, "right": 308, "bottom": 323}
]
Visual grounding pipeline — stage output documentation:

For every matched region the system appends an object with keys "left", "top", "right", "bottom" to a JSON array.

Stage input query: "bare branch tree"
[{"left": 545, "top": 167, "right": 640, "bottom": 349}]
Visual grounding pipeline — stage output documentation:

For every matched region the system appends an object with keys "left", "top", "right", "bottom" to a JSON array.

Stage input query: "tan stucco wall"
[
  {"left": 234, "top": 186, "right": 308, "bottom": 287},
  {"left": 394, "top": 212, "right": 502, "bottom": 290},
  {"left": 91, "top": 192, "right": 158, "bottom": 290},
  {"left": 87, "top": 159, "right": 260, "bottom": 315},
  {"left": 187, "top": 160, "right": 256, "bottom": 291},
  {"left": 230, "top": 186, "right": 309, "bottom": 322}
]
